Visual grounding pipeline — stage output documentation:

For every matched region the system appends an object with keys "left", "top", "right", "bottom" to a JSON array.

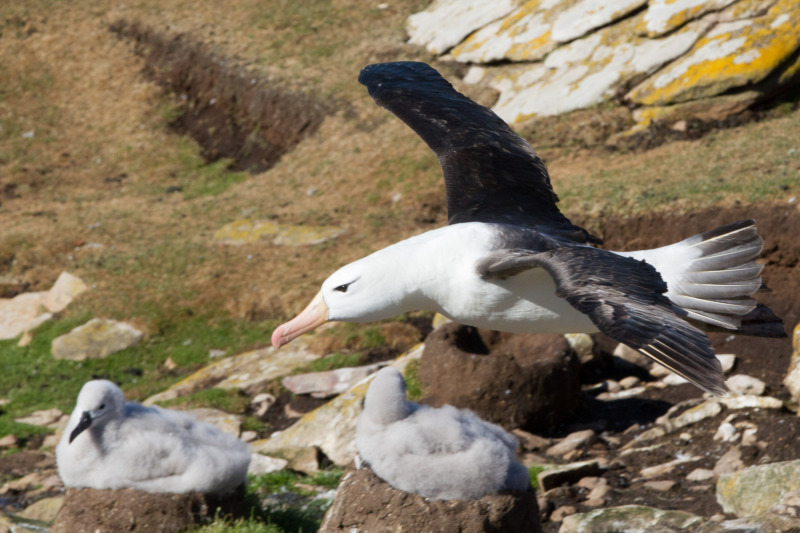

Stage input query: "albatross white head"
[
  {"left": 271, "top": 247, "right": 426, "bottom": 349},
  {"left": 67, "top": 380, "right": 126, "bottom": 444}
]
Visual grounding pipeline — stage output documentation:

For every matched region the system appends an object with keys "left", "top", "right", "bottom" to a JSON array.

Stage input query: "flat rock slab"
[
  {"left": 144, "top": 341, "right": 320, "bottom": 405},
  {"left": 50, "top": 486, "right": 247, "bottom": 533},
  {"left": 717, "top": 459, "right": 800, "bottom": 516},
  {"left": 51, "top": 318, "right": 143, "bottom": 361},
  {"left": 252, "top": 345, "right": 422, "bottom": 466},
  {"left": 282, "top": 362, "right": 385, "bottom": 398},
  {"left": 0, "top": 271, "right": 87, "bottom": 341},
  {"left": 319, "top": 464, "right": 541, "bottom": 533},
  {"left": 560, "top": 505, "right": 706, "bottom": 532}
]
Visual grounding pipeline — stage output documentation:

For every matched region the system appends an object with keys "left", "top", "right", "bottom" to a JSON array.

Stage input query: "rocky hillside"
[{"left": 0, "top": 0, "right": 799, "bottom": 531}]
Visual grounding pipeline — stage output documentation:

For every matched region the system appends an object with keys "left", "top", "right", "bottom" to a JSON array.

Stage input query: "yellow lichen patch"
[
  {"left": 452, "top": 0, "right": 575, "bottom": 63},
  {"left": 213, "top": 219, "right": 280, "bottom": 244},
  {"left": 213, "top": 218, "right": 344, "bottom": 246},
  {"left": 628, "top": 0, "right": 800, "bottom": 106}
]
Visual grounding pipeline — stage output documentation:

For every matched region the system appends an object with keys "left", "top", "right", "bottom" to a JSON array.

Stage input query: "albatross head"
[
  {"left": 68, "top": 380, "right": 125, "bottom": 444},
  {"left": 271, "top": 251, "right": 418, "bottom": 349}
]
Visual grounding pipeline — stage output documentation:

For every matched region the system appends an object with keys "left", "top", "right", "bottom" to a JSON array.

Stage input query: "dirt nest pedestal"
[
  {"left": 420, "top": 323, "right": 582, "bottom": 432},
  {"left": 319, "top": 463, "right": 541, "bottom": 533},
  {"left": 50, "top": 485, "right": 247, "bottom": 533}
]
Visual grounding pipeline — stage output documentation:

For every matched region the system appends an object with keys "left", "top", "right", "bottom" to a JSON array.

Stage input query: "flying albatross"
[{"left": 271, "top": 61, "right": 784, "bottom": 396}]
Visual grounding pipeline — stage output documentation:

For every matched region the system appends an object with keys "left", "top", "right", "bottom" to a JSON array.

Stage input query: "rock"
[
  {"left": 260, "top": 446, "right": 323, "bottom": 475},
  {"left": 282, "top": 362, "right": 385, "bottom": 399},
  {"left": 144, "top": 341, "right": 320, "bottom": 404},
  {"left": 546, "top": 429, "right": 596, "bottom": 457},
  {"left": 17, "top": 496, "right": 64, "bottom": 522},
  {"left": 614, "top": 343, "right": 653, "bottom": 369},
  {"left": 247, "top": 454, "right": 288, "bottom": 475},
  {"left": 714, "top": 446, "right": 745, "bottom": 477},
  {"left": 0, "top": 275, "right": 28, "bottom": 298},
  {"left": 551, "top": 505, "right": 577, "bottom": 522},
  {"left": 714, "top": 422, "right": 737, "bottom": 442},
  {"left": 783, "top": 322, "right": 800, "bottom": 401},
  {"left": 640, "top": 0, "right": 738, "bottom": 37},
  {"left": 512, "top": 429, "right": 552, "bottom": 452},
  {"left": 644, "top": 480, "right": 676, "bottom": 491},
  {"left": 252, "top": 346, "right": 422, "bottom": 465},
  {"left": 640, "top": 455, "right": 700, "bottom": 478},
  {"left": 596, "top": 386, "right": 647, "bottom": 400},
  {"left": 538, "top": 460, "right": 602, "bottom": 492},
  {"left": 561, "top": 505, "right": 707, "bottom": 532},
  {"left": 319, "top": 464, "right": 542, "bottom": 533},
  {"left": 720, "top": 395, "right": 783, "bottom": 410},
  {"left": 51, "top": 318, "right": 144, "bottom": 361},
  {"left": 717, "top": 354, "right": 737, "bottom": 373},
  {"left": 619, "top": 376, "right": 642, "bottom": 389},
  {"left": 15, "top": 408, "right": 63, "bottom": 427},
  {"left": 0, "top": 434, "right": 18, "bottom": 449},
  {"left": 406, "top": 0, "right": 519, "bottom": 55},
  {"left": 726, "top": 374, "right": 766, "bottom": 396},
  {"left": 184, "top": 408, "right": 241, "bottom": 437},
  {"left": 717, "top": 459, "right": 800, "bottom": 517},
  {"left": 420, "top": 324, "right": 581, "bottom": 432},
  {"left": 688, "top": 468, "right": 715, "bottom": 482},
  {"left": 628, "top": 0, "right": 800, "bottom": 105},
  {"left": 486, "top": 12, "right": 707, "bottom": 122},
  {"left": 550, "top": 0, "right": 647, "bottom": 43},
  {"left": 0, "top": 271, "right": 87, "bottom": 341},
  {"left": 50, "top": 486, "right": 246, "bottom": 533},
  {"left": 213, "top": 218, "right": 344, "bottom": 246},
  {"left": 251, "top": 393, "right": 276, "bottom": 417}
]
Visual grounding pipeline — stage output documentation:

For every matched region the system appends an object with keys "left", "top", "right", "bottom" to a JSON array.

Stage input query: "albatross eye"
[
  {"left": 99, "top": 403, "right": 106, "bottom": 409},
  {"left": 334, "top": 284, "right": 350, "bottom": 293}
]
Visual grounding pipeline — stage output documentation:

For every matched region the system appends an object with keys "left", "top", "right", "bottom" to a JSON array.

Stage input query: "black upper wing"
[
  {"left": 358, "top": 62, "right": 600, "bottom": 244},
  {"left": 478, "top": 245, "right": 727, "bottom": 396}
]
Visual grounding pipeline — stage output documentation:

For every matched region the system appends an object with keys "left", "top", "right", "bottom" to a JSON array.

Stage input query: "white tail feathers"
[{"left": 616, "top": 220, "right": 764, "bottom": 330}]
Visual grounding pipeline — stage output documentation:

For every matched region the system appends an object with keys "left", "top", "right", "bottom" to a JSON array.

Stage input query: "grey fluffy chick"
[
  {"left": 56, "top": 380, "right": 250, "bottom": 494},
  {"left": 356, "top": 367, "right": 530, "bottom": 500}
]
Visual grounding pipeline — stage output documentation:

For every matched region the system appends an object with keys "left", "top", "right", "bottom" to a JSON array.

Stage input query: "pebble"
[
  {"left": 252, "top": 393, "right": 277, "bottom": 417},
  {"left": 538, "top": 460, "right": 602, "bottom": 492},
  {"left": 15, "top": 408, "right": 63, "bottom": 427},
  {"left": 714, "top": 422, "right": 737, "bottom": 442},
  {"left": 0, "top": 434, "right": 19, "bottom": 449},
  {"left": 546, "top": 429, "right": 596, "bottom": 456},
  {"left": 726, "top": 374, "right": 766, "bottom": 396},
  {"left": 714, "top": 446, "right": 745, "bottom": 477},
  {"left": 596, "top": 387, "right": 647, "bottom": 401},
  {"left": 619, "top": 376, "right": 641, "bottom": 389},
  {"left": 551, "top": 505, "right": 577, "bottom": 522},
  {"left": 643, "top": 480, "right": 675, "bottom": 491},
  {"left": 720, "top": 395, "right": 782, "bottom": 410},
  {"left": 512, "top": 429, "right": 552, "bottom": 451},
  {"left": 687, "top": 468, "right": 715, "bottom": 482}
]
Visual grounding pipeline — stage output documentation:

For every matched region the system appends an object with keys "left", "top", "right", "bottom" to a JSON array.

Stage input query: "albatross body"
[{"left": 272, "top": 61, "right": 784, "bottom": 396}]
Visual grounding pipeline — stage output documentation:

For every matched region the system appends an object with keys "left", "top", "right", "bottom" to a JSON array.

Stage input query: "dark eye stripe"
[{"left": 334, "top": 284, "right": 349, "bottom": 293}]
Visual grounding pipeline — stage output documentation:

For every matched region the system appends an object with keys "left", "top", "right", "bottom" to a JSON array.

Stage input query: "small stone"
[
  {"left": 720, "top": 395, "right": 782, "bottom": 410},
  {"left": 551, "top": 505, "right": 577, "bottom": 522},
  {"left": 16, "top": 408, "right": 63, "bottom": 427},
  {"left": 512, "top": 429, "right": 552, "bottom": 451},
  {"left": 671, "top": 120, "right": 687, "bottom": 132},
  {"left": 162, "top": 357, "right": 178, "bottom": 371},
  {"left": 583, "top": 498, "right": 605, "bottom": 507},
  {"left": 208, "top": 349, "right": 226, "bottom": 358},
  {"left": 714, "top": 422, "right": 737, "bottom": 442},
  {"left": 18, "top": 496, "right": 63, "bottom": 522},
  {"left": 587, "top": 480, "right": 610, "bottom": 501},
  {"left": 248, "top": 453, "right": 288, "bottom": 475},
  {"left": 619, "top": 376, "right": 641, "bottom": 389},
  {"left": 240, "top": 430, "right": 258, "bottom": 442},
  {"left": 0, "top": 434, "right": 19, "bottom": 448},
  {"left": 538, "top": 460, "right": 602, "bottom": 492},
  {"left": 546, "top": 429, "right": 596, "bottom": 456},
  {"left": 717, "top": 354, "right": 736, "bottom": 373},
  {"left": 51, "top": 318, "right": 144, "bottom": 361},
  {"left": 643, "top": 480, "right": 675, "bottom": 491},
  {"left": 604, "top": 380, "right": 621, "bottom": 393},
  {"left": 687, "top": 468, "right": 714, "bottom": 481},
  {"left": 714, "top": 446, "right": 745, "bottom": 477},
  {"left": 577, "top": 476, "right": 601, "bottom": 489},
  {"left": 596, "top": 387, "right": 647, "bottom": 400},
  {"left": 251, "top": 393, "right": 277, "bottom": 417},
  {"left": 678, "top": 432, "right": 692, "bottom": 442},
  {"left": 640, "top": 455, "right": 699, "bottom": 478},
  {"left": 726, "top": 374, "right": 766, "bottom": 396},
  {"left": 613, "top": 343, "right": 652, "bottom": 368}
]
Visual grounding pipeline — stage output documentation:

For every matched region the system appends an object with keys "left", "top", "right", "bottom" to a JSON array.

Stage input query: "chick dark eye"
[
  {"left": 99, "top": 403, "right": 106, "bottom": 409},
  {"left": 333, "top": 284, "right": 350, "bottom": 293}
]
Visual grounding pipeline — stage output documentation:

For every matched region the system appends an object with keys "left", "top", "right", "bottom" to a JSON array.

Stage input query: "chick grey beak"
[{"left": 69, "top": 411, "right": 93, "bottom": 444}]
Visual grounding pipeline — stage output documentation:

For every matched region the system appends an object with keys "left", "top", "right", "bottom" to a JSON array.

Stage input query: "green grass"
[
  {"left": 302, "top": 352, "right": 365, "bottom": 373},
  {"left": 403, "top": 358, "right": 423, "bottom": 402},
  {"left": 528, "top": 464, "right": 553, "bottom": 491},
  {"left": 0, "top": 312, "right": 274, "bottom": 429}
]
